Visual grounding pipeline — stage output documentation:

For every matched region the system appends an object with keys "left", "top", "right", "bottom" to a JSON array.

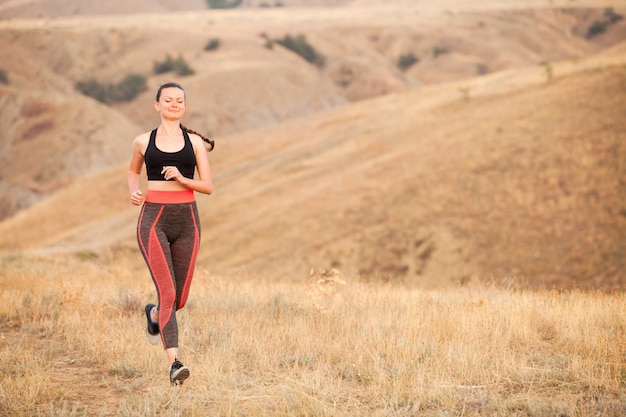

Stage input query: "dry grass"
[{"left": 1, "top": 251, "right": 624, "bottom": 416}]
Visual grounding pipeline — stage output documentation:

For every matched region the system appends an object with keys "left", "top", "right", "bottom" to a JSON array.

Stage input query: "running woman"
[{"left": 128, "top": 82, "right": 214, "bottom": 385}]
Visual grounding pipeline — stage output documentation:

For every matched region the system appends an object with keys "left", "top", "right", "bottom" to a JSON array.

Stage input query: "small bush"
[
  {"left": 586, "top": 8, "right": 623, "bottom": 38},
  {"left": 206, "top": 0, "right": 242, "bottom": 8},
  {"left": 587, "top": 20, "right": 608, "bottom": 38},
  {"left": 542, "top": 62, "right": 553, "bottom": 82},
  {"left": 173, "top": 56, "right": 195, "bottom": 76},
  {"left": 154, "top": 55, "right": 176, "bottom": 74},
  {"left": 432, "top": 46, "right": 449, "bottom": 58},
  {"left": 75, "top": 74, "right": 147, "bottom": 104},
  {"left": 275, "top": 34, "right": 325, "bottom": 68},
  {"left": 397, "top": 53, "right": 419, "bottom": 71},
  {"left": 75, "top": 78, "right": 108, "bottom": 103},
  {"left": 604, "top": 7, "right": 624, "bottom": 24},
  {"left": 260, "top": 33, "right": 274, "bottom": 49},
  {"left": 109, "top": 74, "right": 148, "bottom": 102},
  {"left": 153, "top": 54, "right": 195, "bottom": 76},
  {"left": 204, "top": 38, "right": 221, "bottom": 51},
  {"left": 0, "top": 68, "right": 8, "bottom": 85}
]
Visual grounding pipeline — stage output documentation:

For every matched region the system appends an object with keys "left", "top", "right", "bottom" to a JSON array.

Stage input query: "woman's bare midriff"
[{"left": 148, "top": 181, "right": 190, "bottom": 192}]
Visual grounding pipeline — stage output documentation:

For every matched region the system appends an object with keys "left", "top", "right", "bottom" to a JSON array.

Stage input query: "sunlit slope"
[
  {"left": 0, "top": 2, "right": 623, "bottom": 221},
  {"left": 194, "top": 59, "right": 626, "bottom": 288},
  {"left": 1, "top": 45, "right": 624, "bottom": 288}
]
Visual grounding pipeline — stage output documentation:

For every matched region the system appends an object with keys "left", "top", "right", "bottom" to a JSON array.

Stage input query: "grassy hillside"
[
  {"left": 0, "top": 3, "right": 623, "bottom": 219},
  {"left": 1, "top": 44, "right": 624, "bottom": 288},
  {"left": 0, "top": 1, "right": 624, "bottom": 288},
  {"left": 195, "top": 58, "right": 626, "bottom": 289}
]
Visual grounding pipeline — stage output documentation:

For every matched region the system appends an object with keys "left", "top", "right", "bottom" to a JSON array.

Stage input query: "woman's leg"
[
  {"left": 170, "top": 202, "right": 201, "bottom": 311},
  {"left": 137, "top": 202, "right": 180, "bottom": 350}
]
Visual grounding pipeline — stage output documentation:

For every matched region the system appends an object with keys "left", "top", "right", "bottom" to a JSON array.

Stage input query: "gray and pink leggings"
[{"left": 137, "top": 190, "right": 200, "bottom": 349}]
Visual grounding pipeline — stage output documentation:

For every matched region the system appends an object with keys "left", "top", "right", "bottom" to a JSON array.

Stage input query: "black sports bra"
[{"left": 144, "top": 129, "right": 196, "bottom": 181}]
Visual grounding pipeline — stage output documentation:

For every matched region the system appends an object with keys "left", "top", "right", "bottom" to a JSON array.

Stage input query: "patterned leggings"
[{"left": 137, "top": 190, "right": 201, "bottom": 349}]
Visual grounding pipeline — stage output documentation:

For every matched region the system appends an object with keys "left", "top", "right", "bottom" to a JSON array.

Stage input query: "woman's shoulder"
[
  {"left": 130, "top": 131, "right": 154, "bottom": 156},
  {"left": 187, "top": 132, "right": 205, "bottom": 146},
  {"left": 133, "top": 130, "right": 153, "bottom": 145}
]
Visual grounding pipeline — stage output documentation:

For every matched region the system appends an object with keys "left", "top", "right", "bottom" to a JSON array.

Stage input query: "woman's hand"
[
  {"left": 162, "top": 166, "right": 183, "bottom": 182},
  {"left": 130, "top": 189, "right": 144, "bottom": 206}
]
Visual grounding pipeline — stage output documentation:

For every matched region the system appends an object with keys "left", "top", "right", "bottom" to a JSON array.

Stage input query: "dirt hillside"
[
  {"left": 0, "top": 3, "right": 623, "bottom": 220},
  {"left": 1, "top": 41, "right": 624, "bottom": 288},
  {"left": 0, "top": 1, "right": 624, "bottom": 288}
]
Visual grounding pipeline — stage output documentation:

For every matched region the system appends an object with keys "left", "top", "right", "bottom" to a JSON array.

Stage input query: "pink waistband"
[{"left": 145, "top": 190, "right": 195, "bottom": 204}]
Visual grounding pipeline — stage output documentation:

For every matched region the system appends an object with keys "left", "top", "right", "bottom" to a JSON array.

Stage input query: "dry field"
[{"left": 0, "top": 251, "right": 624, "bottom": 416}]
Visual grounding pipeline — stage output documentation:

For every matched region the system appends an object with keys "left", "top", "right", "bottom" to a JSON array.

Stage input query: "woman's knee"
[{"left": 159, "top": 292, "right": 177, "bottom": 309}]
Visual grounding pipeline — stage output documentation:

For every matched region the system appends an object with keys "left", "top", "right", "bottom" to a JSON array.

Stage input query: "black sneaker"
[
  {"left": 170, "top": 359, "right": 190, "bottom": 386},
  {"left": 145, "top": 304, "right": 160, "bottom": 345}
]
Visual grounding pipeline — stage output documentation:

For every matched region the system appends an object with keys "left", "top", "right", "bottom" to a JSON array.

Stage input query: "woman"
[{"left": 128, "top": 82, "right": 214, "bottom": 386}]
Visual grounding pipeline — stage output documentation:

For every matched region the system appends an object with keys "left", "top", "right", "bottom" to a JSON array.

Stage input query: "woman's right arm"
[{"left": 128, "top": 135, "right": 147, "bottom": 206}]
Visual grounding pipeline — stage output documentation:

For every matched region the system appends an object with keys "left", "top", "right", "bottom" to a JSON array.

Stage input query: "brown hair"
[{"left": 156, "top": 82, "right": 215, "bottom": 152}]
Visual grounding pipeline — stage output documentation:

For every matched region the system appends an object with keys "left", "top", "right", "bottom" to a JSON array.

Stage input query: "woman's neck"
[{"left": 159, "top": 120, "right": 181, "bottom": 136}]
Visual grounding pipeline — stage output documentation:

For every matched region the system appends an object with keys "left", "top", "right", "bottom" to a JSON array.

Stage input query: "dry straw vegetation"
[{"left": 1, "top": 251, "right": 624, "bottom": 416}]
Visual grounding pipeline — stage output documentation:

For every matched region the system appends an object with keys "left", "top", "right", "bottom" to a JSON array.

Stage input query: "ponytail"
[{"left": 181, "top": 124, "right": 215, "bottom": 152}]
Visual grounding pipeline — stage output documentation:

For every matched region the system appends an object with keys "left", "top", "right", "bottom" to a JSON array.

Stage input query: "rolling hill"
[
  {"left": 0, "top": 1, "right": 624, "bottom": 288},
  {"left": 0, "top": 0, "right": 350, "bottom": 19}
]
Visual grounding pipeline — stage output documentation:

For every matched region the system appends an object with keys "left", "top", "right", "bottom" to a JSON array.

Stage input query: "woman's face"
[{"left": 155, "top": 87, "right": 186, "bottom": 120}]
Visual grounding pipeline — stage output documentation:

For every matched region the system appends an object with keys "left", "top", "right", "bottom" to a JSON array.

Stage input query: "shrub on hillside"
[
  {"left": 275, "top": 34, "right": 325, "bottom": 68},
  {"left": 260, "top": 33, "right": 274, "bottom": 49},
  {"left": 206, "top": 0, "right": 242, "bottom": 8},
  {"left": 432, "top": 46, "right": 449, "bottom": 58},
  {"left": 586, "top": 8, "right": 623, "bottom": 38},
  {"left": 397, "top": 53, "right": 419, "bottom": 71},
  {"left": 173, "top": 56, "right": 195, "bottom": 76},
  {"left": 476, "top": 63, "right": 489, "bottom": 75},
  {"left": 108, "top": 74, "right": 148, "bottom": 102},
  {"left": 0, "top": 68, "right": 8, "bottom": 85},
  {"left": 153, "top": 55, "right": 175, "bottom": 74},
  {"left": 75, "top": 78, "right": 108, "bottom": 103},
  {"left": 604, "top": 7, "right": 624, "bottom": 24},
  {"left": 204, "top": 38, "right": 221, "bottom": 51},
  {"left": 587, "top": 20, "right": 608, "bottom": 38},
  {"left": 153, "top": 54, "right": 195, "bottom": 76},
  {"left": 75, "top": 74, "right": 147, "bottom": 104}
]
